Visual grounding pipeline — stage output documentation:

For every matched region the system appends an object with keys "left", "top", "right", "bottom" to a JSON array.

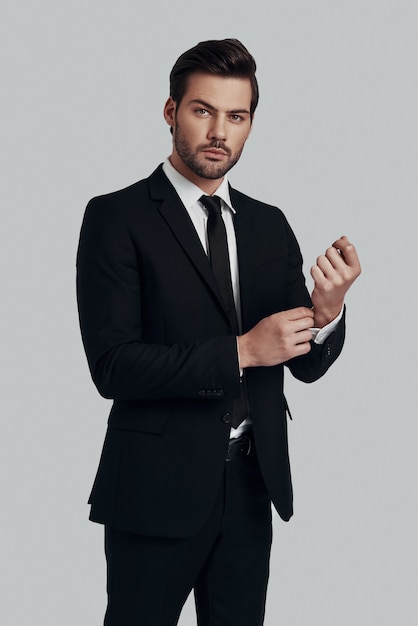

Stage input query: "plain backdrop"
[{"left": 1, "top": 1, "right": 417, "bottom": 624}]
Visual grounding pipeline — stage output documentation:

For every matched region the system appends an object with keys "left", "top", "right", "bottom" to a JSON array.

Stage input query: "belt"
[{"left": 226, "top": 431, "right": 252, "bottom": 462}]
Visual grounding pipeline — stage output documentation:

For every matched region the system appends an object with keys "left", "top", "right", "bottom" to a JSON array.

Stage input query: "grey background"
[{"left": 1, "top": 0, "right": 417, "bottom": 624}]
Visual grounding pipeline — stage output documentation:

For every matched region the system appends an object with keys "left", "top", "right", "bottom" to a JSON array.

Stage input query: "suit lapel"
[
  {"left": 230, "top": 188, "right": 256, "bottom": 333},
  {"left": 148, "top": 166, "right": 228, "bottom": 319}
]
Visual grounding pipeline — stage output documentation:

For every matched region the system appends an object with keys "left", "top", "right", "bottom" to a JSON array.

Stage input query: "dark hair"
[{"left": 169, "top": 38, "right": 259, "bottom": 118}]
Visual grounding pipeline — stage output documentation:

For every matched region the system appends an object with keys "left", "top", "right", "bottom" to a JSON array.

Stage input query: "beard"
[{"left": 173, "top": 121, "right": 245, "bottom": 180}]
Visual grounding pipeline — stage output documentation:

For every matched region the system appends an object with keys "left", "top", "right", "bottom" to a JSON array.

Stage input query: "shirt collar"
[{"left": 162, "top": 158, "right": 235, "bottom": 213}]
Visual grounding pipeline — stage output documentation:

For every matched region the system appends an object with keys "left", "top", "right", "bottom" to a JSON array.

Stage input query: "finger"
[
  {"left": 311, "top": 262, "right": 344, "bottom": 290},
  {"left": 332, "top": 236, "right": 351, "bottom": 252},
  {"left": 291, "top": 341, "right": 312, "bottom": 358},
  {"left": 294, "top": 329, "right": 316, "bottom": 344},
  {"left": 332, "top": 237, "right": 361, "bottom": 270},
  {"left": 334, "top": 235, "right": 348, "bottom": 244},
  {"left": 314, "top": 254, "right": 336, "bottom": 278},
  {"left": 324, "top": 246, "right": 347, "bottom": 271},
  {"left": 310, "top": 264, "right": 327, "bottom": 284},
  {"left": 292, "top": 317, "right": 317, "bottom": 333},
  {"left": 284, "top": 307, "right": 315, "bottom": 321}
]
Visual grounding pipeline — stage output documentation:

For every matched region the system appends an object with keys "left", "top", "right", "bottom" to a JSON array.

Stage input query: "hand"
[
  {"left": 310, "top": 236, "right": 361, "bottom": 327},
  {"left": 238, "top": 307, "right": 315, "bottom": 368}
]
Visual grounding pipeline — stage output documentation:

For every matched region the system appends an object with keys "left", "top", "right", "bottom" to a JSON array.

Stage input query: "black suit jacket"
[{"left": 76, "top": 165, "right": 345, "bottom": 538}]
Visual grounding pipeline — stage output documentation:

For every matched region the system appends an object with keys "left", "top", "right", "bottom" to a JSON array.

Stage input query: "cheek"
[
  {"left": 232, "top": 130, "right": 250, "bottom": 153},
  {"left": 180, "top": 121, "right": 206, "bottom": 146},
  {"left": 233, "top": 123, "right": 251, "bottom": 143}
]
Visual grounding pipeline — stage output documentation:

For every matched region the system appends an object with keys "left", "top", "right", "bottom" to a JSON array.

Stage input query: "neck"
[{"left": 168, "top": 155, "right": 224, "bottom": 195}]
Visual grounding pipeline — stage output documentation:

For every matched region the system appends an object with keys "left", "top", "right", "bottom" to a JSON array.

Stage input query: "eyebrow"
[{"left": 188, "top": 98, "right": 251, "bottom": 116}]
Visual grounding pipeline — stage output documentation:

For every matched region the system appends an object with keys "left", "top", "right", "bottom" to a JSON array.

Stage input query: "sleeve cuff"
[{"left": 311, "top": 305, "right": 344, "bottom": 344}]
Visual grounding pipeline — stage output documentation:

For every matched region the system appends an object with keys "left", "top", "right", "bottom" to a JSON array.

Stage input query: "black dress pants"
[{"left": 104, "top": 444, "right": 272, "bottom": 626}]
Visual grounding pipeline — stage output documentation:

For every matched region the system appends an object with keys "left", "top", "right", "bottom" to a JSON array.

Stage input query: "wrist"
[
  {"left": 237, "top": 334, "right": 252, "bottom": 369},
  {"left": 312, "top": 306, "right": 341, "bottom": 328}
]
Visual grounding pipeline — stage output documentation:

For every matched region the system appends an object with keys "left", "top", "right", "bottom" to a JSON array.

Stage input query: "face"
[{"left": 164, "top": 72, "right": 253, "bottom": 192}]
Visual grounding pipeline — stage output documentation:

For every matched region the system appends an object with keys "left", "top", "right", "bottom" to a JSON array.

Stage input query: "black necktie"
[
  {"left": 200, "top": 195, "right": 238, "bottom": 333},
  {"left": 200, "top": 195, "right": 247, "bottom": 429}
]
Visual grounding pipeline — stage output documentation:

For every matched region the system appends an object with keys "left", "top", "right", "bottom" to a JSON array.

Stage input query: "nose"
[{"left": 208, "top": 114, "right": 227, "bottom": 142}]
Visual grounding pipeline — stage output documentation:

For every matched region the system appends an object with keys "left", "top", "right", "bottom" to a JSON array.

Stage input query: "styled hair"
[{"left": 169, "top": 38, "right": 259, "bottom": 118}]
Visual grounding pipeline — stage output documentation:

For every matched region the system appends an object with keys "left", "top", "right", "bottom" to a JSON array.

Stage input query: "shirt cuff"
[
  {"left": 311, "top": 305, "right": 344, "bottom": 344},
  {"left": 236, "top": 336, "right": 244, "bottom": 377}
]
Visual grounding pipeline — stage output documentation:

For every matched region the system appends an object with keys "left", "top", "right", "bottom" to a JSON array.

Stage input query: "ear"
[{"left": 163, "top": 97, "right": 176, "bottom": 129}]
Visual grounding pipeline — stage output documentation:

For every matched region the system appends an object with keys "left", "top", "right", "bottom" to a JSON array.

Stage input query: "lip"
[{"left": 201, "top": 148, "right": 227, "bottom": 159}]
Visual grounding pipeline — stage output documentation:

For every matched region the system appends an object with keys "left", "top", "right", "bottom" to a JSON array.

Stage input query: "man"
[{"left": 77, "top": 38, "right": 361, "bottom": 626}]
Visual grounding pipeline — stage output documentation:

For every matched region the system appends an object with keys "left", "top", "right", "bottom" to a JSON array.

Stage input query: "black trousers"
[{"left": 104, "top": 443, "right": 272, "bottom": 626}]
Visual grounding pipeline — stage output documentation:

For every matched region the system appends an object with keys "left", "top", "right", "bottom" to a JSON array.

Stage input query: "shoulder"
[
  {"left": 229, "top": 186, "right": 297, "bottom": 239},
  {"left": 230, "top": 186, "right": 304, "bottom": 261},
  {"left": 229, "top": 187, "right": 287, "bottom": 222},
  {"left": 86, "top": 166, "right": 163, "bottom": 216}
]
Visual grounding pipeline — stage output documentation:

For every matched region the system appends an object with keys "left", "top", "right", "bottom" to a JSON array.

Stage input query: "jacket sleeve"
[
  {"left": 286, "top": 312, "right": 346, "bottom": 383},
  {"left": 76, "top": 197, "right": 241, "bottom": 401},
  {"left": 281, "top": 215, "right": 346, "bottom": 383}
]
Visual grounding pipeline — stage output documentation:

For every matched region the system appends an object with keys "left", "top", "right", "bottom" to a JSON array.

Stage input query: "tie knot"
[{"left": 200, "top": 195, "right": 222, "bottom": 216}]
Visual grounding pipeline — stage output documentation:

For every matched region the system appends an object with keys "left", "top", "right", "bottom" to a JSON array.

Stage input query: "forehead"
[{"left": 181, "top": 72, "right": 252, "bottom": 112}]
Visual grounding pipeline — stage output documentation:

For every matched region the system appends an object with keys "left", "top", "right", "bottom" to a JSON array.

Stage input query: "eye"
[
  {"left": 230, "top": 114, "right": 244, "bottom": 123},
  {"left": 195, "top": 108, "right": 210, "bottom": 116}
]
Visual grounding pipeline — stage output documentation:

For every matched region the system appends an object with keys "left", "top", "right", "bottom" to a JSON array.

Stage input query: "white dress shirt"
[{"left": 162, "top": 158, "right": 343, "bottom": 436}]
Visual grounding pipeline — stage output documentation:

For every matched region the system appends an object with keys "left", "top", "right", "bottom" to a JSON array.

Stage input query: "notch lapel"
[
  {"left": 230, "top": 188, "right": 256, "bottom": 333},
  {"left": 148, "top": 166, "right": 229, "bottom": 321}
]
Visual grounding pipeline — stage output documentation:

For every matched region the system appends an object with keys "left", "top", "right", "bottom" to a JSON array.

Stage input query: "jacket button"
[{"left": 221, "top": 413, "right": 232, "bottom": 424}]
